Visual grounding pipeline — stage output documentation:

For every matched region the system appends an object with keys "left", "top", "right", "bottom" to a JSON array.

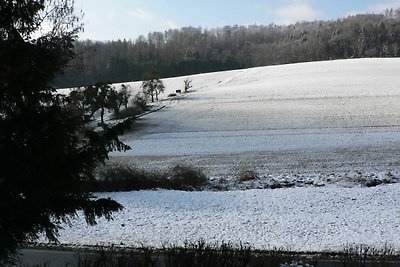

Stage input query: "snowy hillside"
[
  {"left": 48, "top": 59, "right": 400, "bottom": 252},
  {"left": 112, "top": 58, "right": 400, "bottom": 182}
]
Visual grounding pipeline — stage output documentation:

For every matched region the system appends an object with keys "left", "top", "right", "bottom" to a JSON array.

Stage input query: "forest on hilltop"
[{"left": 55, "top": 10, "right": 400, "bottom": 88}]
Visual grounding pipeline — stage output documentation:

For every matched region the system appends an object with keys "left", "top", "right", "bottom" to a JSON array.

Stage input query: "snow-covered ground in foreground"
[
  {"left": 51, "top": 59, "right": 400, "bottom": 251},
  {"left": 52, "top": 184, "right": 400, "bottom": 252}
]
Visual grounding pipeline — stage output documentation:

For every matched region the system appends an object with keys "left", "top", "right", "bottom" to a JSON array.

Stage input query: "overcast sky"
[{"left": 74, "top": 0, "right": 400, "bottom": 41}]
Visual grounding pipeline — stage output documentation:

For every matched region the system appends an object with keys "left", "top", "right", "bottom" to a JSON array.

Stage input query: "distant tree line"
[{"left": 54, "top": 11, "right": 400, "bottom": 88}]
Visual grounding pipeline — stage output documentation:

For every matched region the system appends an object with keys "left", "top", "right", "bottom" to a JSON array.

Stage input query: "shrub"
[
  {"left": 91, "top": 164, "right": 207, "bottom": 192},
  {"left": 92, "top": 166, "right": 163, "bottom": 192},
  {"left": 112, "top": 106, "right": 143, "bottom": 119},
  {"left": 21, "top": 242, "right": 400, "bottom": 267},
  {"left": 237, "top": 170, "right": 259, "bottom": 182},
  {"left": 163, "top": 241, "right": 251, "bottom": 267},
  {"left": 280, "top": 261, "right": 314, "bottom": 267},
  {"left": 75, "top": 246, "right": 155, "bottom": 267},
  {"left": 132, "top": 92, "right": 148, "bottom": 111},
  {"left": 166, "top": 165, "right": 207, "bottom": 190}
]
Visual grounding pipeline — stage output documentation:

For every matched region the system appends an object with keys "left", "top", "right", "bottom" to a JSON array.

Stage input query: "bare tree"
[
  {"left": 184, "top": 77, "right": 193, "bottom": 93},
  {"left": 120, "top": 84, "right": 131, "bottom": 109}
]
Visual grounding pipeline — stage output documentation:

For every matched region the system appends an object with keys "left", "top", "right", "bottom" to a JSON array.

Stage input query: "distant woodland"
[{"left": 55, "top": 11, "right": 400, "bottom": 88}]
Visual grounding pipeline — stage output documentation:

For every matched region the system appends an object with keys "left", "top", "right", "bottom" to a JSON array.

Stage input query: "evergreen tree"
[{"left": 0, "top": 0, "right": 131, "bottom": 262}]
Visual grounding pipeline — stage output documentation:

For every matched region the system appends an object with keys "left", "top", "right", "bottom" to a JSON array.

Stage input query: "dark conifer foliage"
[
  {"left": 55, "top": 10, "right": 400, "bottom": 88},
  {"left": 0, "top": 0, "right": 131, "bottom": 262}
]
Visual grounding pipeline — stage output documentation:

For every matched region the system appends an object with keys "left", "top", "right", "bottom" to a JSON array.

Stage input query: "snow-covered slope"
[
  {"left": 112, "top": 58, "right": 400, "bottom": 180},
  {"left": 49, "top": 59, "right": 400, "bottom": 252}
]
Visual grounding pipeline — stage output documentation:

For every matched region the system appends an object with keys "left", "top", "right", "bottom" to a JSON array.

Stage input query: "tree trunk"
[{"left": 100, "top": 106, "right": 105, "bottom": 124}]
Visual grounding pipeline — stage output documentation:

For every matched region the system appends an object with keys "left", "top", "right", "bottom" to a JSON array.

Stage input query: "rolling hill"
[
  {"left": 44, "top": 58, "right": 400, "bottom": 252},
  {"left": 112, "top": 58, "right": 400, "bottom": 182}
]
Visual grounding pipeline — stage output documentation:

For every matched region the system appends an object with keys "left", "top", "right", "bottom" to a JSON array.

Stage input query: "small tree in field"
[
  {"left": 120, "top": 84, "right": 131, "bottom": 109},
  {"left": 142, "top": 77, "right": 165, "bottom": 102},
  {"left": 110, "top": 84, "right": 131, "bottom": 119},
  {"left": 85, "top": 82, "right": 116, "bottom": 124},
  {"left": 184, "top": 77, "right": 193, "bottom": 93}
]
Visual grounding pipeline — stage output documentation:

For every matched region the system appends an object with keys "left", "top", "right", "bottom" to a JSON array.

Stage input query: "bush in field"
[
  {"left": 237, "top": 170, "right": 259, "bottom": 182},
  {"left": 75, "top": 246, "right": 155, "bottom": 267},
  {"left": 166, "top": 165, "right": 207, "bottom": 190},
  {"left": 94, "top": 166, "right": 162, "bottom": 192},
  {"left": 163, "top": 241, "right": 251, "bottom": 267},
  {"left": 93, "top": 165, "right": 207, "bottom": 192},
  {"left": 132, "top": 92, "right": 149, "bottom": 111}
]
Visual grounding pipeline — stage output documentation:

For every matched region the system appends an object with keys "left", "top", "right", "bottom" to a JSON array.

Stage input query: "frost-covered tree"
[{"left": 0, "top": 0, "right": 131, "bottom": 262}]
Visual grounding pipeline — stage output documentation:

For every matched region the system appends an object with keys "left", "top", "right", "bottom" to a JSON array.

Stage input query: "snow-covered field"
[
  {"left": 53, "top": 184, "right": 400, "bottom": 252},
  {"left": 52, "top": 58, "right": 400, "bottom": 251},
  {"left": 111, "top": 58, "right": 400, "bottom": 181}
]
